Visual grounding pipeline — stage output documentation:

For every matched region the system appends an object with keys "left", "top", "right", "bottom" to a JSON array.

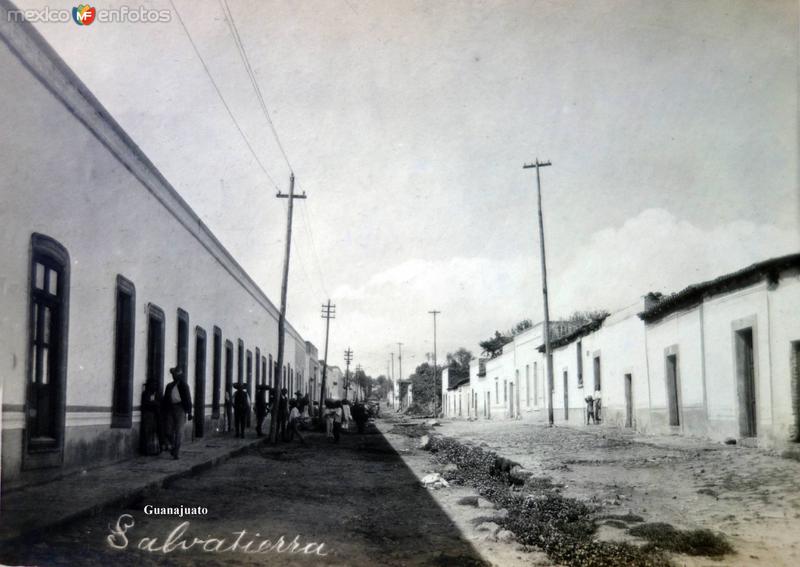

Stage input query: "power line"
[
  {"left": 221, "top": 0, "right": 294, "bottom": 173},
  {"left": 220, "top": 0, "right": 329, "bottom": 299},
  {"left": 168, "top": 0, "right": 280, "bottom": 192},
  {"left": 171, "top": 0, "right": 323, "bottom": 302}
]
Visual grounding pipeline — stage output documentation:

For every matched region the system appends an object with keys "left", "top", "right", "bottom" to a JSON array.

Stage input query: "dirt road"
[{"left": 0, "top": 427, "right": 490, "bottom": 566}]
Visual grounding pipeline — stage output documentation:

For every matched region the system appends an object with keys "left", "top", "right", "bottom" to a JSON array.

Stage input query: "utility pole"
[
  {"left": 344, "top": 348, "right": 353, "bottom": 400},
  {"left": 390, "top": 352, "right": 395, "bottom": 408},
  {"left": 355, "top": 364, "right": 363, "bottom": 401},
  {"left": 523, "top": 159, "right": 554, "bottom": 426},
  {"left": 428, "top": 310, "right": 440, "bottom": 416},
  {"left": 318, "top": 300, "right": 335, "bottom": 426},
  {"left": 269, "top": 173, "right": 306, "bottom": 443},
  {"left": 397, "top": 342, "right": 404, "bottom": 409}
]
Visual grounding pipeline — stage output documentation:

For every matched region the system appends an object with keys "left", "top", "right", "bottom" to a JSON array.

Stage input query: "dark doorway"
[
  {"left": 666, "top": 354, "right": 680, "bottom": 426},
  {"left": 624, "top": 373, "right": 633, "bottom": 427},
  {"left": 111, "top": 277, "right": 135, "bottom": 428},
  {"left": 211, "top": 328, "right": 221, "bottom": 419},
  {"left": 735, "top": 328, "right": 757, "bottom": 437},
  {"left": 593, "top": 355, "right": 602, "bottom": 391},
  {"left": 563, "top": 371, "right": 569, "bottom": 420},
  {"left": 26, "top": 235, "right": 70, "bottom": 463},
  {"left": 146, "top": 305, "right": 165, "bottom": 395},
  {"left": 792, "top": 341, "right": 800, "bottom": 442},
  {"left": 246, "top": 350, "right": 253, "bottom": 400},
  {"left": 194, "top": 327, "right": 206, "bottom": 438},
  {"left": 224, "top": 340, "right": 233, "bottom": 430},
  {"left": 176, "top": 309, "right": 189, "bottom": 377}
]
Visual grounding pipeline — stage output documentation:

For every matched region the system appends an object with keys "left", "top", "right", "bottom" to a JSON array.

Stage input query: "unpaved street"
[
  {"left": 429, "top": 418, "right": 800, "bottom": 566},
  {"left": 0, "top": 428, "right": 488, "bottom": 567}
]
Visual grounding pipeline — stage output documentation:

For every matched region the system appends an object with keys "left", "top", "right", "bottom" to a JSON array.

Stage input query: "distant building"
[{"left": 449, "top": 254, "right": 800, "bottom": 449}]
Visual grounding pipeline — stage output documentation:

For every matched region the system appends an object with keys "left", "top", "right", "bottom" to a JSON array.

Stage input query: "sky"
[{"left": 21, "top": 0, "right": 799, "bottom": 378}]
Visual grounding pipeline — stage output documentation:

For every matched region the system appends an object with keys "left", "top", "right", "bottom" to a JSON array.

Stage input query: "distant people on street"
[
  {"left": 300, "top": 394, "right": 311, "bottom": 420},
  {"left": 594, "top": 392, "right": 602, "bottom": 423},
  {"left": 287, "top": 399, "right": 307, "bottom": 445},
  {"left": 277, "top": 388, "right": 289, "bottom": 441},
  {"left": 140, "top": 381, "right": 161, "bottom": 455},
  {"left": 324, "top": 399, "right": 337, "bottom": 441},
  {"left": 342, "top": 399, "right": 353, "bottom": 431},
  {"left": 162, "top": 366, "right": 192, "bottom": 459},
  {"left": 351, "top": 402, "right": 369, "bottom": 434},
  {"left": 233, "top": 383, "right": 249, "bottom": 438},
  {"left": 585, "top": 395, "right": 595, "bottom": 424},
  {"left": 255, "top": 384, "right": 269, "bottom": 436}
]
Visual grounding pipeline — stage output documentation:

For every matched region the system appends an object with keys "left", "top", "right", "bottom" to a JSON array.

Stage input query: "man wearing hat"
[
  {"left": 162, "top": 365, "right": 193, "bottom": 459},
  {"left": 233, "top": 382, "right": 250, "bottom": 438}
]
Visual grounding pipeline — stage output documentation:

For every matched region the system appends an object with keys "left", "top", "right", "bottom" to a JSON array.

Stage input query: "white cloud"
[
  {"left": 325, "top": 208, "right": 798, "bottom": 375},
  {"left": 551, "top": 208, "right": 799, "bottom": 315}
]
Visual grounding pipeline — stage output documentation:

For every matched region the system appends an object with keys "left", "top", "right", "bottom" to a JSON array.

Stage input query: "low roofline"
[
  {"left": 536, "top": 315, "right": 608, "bottom": 352},
  {"left": 638, "top": 253, "right": 800, "bottom": 324},
  {"left": 0, "top": 1, "right": 306, "bottom": 345},
  {"left": 447, "top": 377, "right": 470, "bottom": 390}
]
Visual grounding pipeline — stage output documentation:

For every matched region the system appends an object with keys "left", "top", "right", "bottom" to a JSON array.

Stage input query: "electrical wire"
[{"left": 168, "top": 0, "right": 280, "bottom": 192}]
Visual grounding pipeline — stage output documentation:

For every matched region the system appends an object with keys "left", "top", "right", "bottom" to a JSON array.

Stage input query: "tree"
[
  {"left": 565, "top": 309, "right": 610, "bottom": 326},
  {"left": 445, "top": 348, "right": 474, "bottom": 386},
  {"left": 409, "top": 362, "right": 438, "bottom": 411},
  {"left": 373, "top": 375, "right": 393, "bottom": 400},
  {"left": 352, "top": 368, "right": 374, "bottom": 401},
  {"left": 479, "top": 330, "right": 512, "bottom": 358},
  {"left": 509, "top": 319, "right": 533, "bottom": 336}
]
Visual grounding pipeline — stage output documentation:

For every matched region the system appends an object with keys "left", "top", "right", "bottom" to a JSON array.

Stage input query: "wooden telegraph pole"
[
  {"left": 343, "top": 348, "right": 353, "bottom": 400},
  {"left": 428, "top": 310, "right": 440, "bottom": 415},
  {"left": 318, "top": 300, "right": 335, "bottom": 425},
  {"left": 523, "top": 159, "right": 554, "bottom": 426},
  {"left": 269, "top": 173, "right": 306, "bottom": 443},
  {"left": 397, "top": 342, "right": 404, "bottom": 408}
]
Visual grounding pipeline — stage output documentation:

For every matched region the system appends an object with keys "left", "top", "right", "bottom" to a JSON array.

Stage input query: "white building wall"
[
  {"left": 643, "top": 307, "right": 705, "bottom": 435},
  {"left": 643, "top": 270, "right": 800, "bottom": 446},
  {"left": 512, "top": 325, "right": 546, "bottom": 421},
  {"left": 0, "top": 15, "right": 309, "bottom": 486},
  {"left": 768, "top": 276, "right": 800, "bottom": 442}
]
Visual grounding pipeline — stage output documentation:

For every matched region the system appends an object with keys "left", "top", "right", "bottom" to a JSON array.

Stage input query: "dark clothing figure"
[
  {"left": 351, "top": 403, "right": 369, "bottom": 434},
  {"left": 255, "top": 386, "right": 268, "bottom": 436},
  {"left": 277, "top": 389, "right": 289, "bottom": 441},
  {"left": 585, "top": 396, "right": 595, "bottom": 425},
  {"left": 233, "top": 385, "right": 249, "bottom": 438},
  {"left": 140, "top": 383, "right": 161, "bottom": 455},
  {"left": 162, "top": 367, "right": 192, "bottom": 459}
]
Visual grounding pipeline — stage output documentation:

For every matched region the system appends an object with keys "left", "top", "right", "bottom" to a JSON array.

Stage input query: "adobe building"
[
  {"left": 0, "top": 6, "right": 315, "bottom": 490},
  {"left": 639, "top": 254, "right": 800, "bottom": 447}
]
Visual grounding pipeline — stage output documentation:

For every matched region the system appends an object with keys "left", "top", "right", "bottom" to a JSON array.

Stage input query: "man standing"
[
  {"left": 162, "top": 366, "right": 192, "bottom": 459},
  {"left": 277, "top": 388, "right": 289, "bottom": 441},
  {"left": 233, "top": 383, "right": 249, "bottom": 439}
]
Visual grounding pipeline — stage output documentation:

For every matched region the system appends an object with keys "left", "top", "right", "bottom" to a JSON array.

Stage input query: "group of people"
[
  {"left": 140, "top": 365, "right": 193, "bottom": 460},
  {"left": 322, "top": 399, "right": 371, "bottom": 442},
  {"left": 139, "top": 365, "right": 373, "bottom": 458},
  {"left": 225, "top": 385, "right": 312, "bottom": 443}
]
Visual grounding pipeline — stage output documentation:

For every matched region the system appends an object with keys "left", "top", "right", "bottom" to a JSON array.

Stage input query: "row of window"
[
  {"left": 111, "top": 276, "right": 306, "bottom": 434},
  {"left": 24, "top": 233, "right": 307, "bottom": 457}
]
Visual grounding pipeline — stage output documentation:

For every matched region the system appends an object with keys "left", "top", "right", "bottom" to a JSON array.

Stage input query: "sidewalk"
[{"left": 0, "top": 432, "right": 267, "bottom": 543}]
